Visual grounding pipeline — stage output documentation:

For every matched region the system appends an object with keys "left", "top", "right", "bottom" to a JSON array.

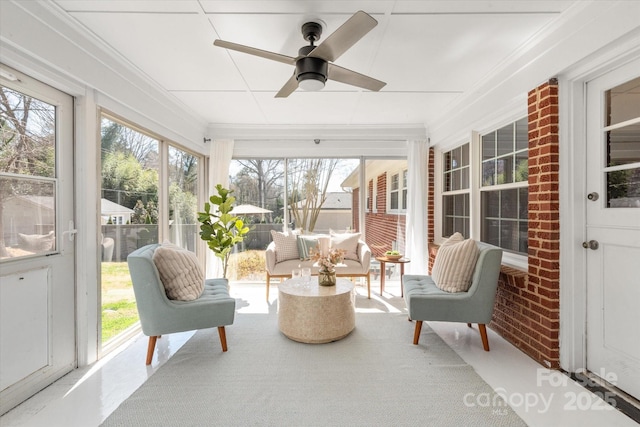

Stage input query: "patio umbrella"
[{"left": 231, "top": 204, "right": 272, "bottom": 215}]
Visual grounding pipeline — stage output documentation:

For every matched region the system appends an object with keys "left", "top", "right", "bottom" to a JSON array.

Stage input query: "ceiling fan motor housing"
[
  {"left": 296, "top": 44, "right": 328, "bottom": 88},
  {"left": 296, "top": 56, "right": 328, "bottom": 85}
]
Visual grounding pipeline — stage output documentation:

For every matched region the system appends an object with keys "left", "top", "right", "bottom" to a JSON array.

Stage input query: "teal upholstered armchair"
[
  {"left": 127, "top": 244, "right": 236, "bottom": 365},
  {"left": 402, "top": 241, "right": 502, "bottom": 351}
]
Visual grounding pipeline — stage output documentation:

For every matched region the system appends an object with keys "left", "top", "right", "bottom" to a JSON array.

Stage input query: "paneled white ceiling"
[{"left": 53, "top": 0, "right": 576, "bottom": 128}]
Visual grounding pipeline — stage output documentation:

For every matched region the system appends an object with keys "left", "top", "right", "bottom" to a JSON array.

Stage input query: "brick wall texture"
[{"left": 490, "top": 78, "right": 560, "bottom": 368}]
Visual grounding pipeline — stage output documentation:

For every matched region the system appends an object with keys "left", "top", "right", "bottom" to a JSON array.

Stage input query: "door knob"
[
  {"left": 587, "top": 192, "right": 599, "bottom": 201},
  {"left": 582, "top": 240, "right": 599, "bottom": 250}
]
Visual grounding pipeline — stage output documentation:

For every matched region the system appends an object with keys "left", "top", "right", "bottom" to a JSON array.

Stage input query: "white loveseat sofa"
[{"left": 265, "top": 230, "right": 371, "bottom": 300}]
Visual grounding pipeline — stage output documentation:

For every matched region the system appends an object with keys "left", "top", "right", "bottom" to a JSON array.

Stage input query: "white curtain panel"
[
  {"left": 205, "top": 139, "right": 234, "bottom": 279},
  {"left": 404, "top": 140, "right": 429, "bottom": 274}
]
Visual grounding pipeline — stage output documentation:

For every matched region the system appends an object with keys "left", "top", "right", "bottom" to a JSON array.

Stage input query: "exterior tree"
[
  {"left": 287, "top": 158, "right": 338, "bottom": 232},
  {"left": 101, "top": 151, "right": 158, "bottom": 209},
  {"left": 231, "top": 159, "right": 283, "bottom": 219}
]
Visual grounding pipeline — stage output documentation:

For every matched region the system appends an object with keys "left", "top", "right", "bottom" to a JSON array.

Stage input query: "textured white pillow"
[
  {"left": 18, "top": 231, "right": 55, "bottom": 252},
  {"left": 432, "top": 233, "right": 479, "bottom": 293},
  {"left": 270, "top": 230, "right": 300, "bottom": 263},
  {"left": 152, "top": 243, "right": 204, "bottom": 301},
  {"left": 330, "top": 232, "right": 361, "bottom": 261}
]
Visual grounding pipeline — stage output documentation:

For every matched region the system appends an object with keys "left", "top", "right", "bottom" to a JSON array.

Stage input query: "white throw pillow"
[
  {"left": 432, "top": 232, "right": 479, "bottom": 293},
  {"left": 18, "top": 231, "right": 55, "bottom": 252},
  {"left": 330, "top": 231, "right": 361, "bottom": 261},
  {"left": 152, "top": 243, "right": 204, "bottom": 301},
  {"left": 270, "top": 230, "right": 300, "bottom": 263}
]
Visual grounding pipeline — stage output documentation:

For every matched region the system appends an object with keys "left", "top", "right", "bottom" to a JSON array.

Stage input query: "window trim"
[
  {"left": 436, "top": 125, "right": 529, "bottom": 270},
  {"left": 387, "top": 168, "right": 408, "bottom": 213},
  {"left": 441, "top": 142, "right": 471, "bottom": 238}
]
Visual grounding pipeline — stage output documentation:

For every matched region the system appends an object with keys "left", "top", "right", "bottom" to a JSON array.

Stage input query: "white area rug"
[{"left": 102, "top": 299, "right": 525, "bottom": 426}]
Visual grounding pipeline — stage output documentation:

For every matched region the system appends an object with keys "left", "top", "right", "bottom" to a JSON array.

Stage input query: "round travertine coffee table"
[{"left": 278, "top": 277, "right": 355, "bottom": 344}]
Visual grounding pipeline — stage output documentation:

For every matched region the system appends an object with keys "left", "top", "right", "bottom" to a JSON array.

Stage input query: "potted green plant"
[{"left": 198, "top": 184, "right": 250, "bottom": 279}]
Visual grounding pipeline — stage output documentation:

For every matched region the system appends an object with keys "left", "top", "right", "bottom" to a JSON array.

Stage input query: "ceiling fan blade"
[
  {"left": 308, "top": 10, "right": 377, "bottom": 63},
  {"left": 328, "top": 63, "right": 386, "bottom": 92},
  {"left": 214, "top": 39, "right": 296, "bottom": 65},
  {"left": 275, "top": 74, "right": 298, "bottom": 98}
]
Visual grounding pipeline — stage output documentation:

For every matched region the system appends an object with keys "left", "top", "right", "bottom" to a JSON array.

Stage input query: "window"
[
  {"left": 480, "top": 118, "right": 528, "bottom": 254},
  {"left": 389, "top": 169, "right": 407, "bottom": 211},
  {"left": 442, "top": 143, "right": 470, "bottom": 237},
  {"left": 1, "top": 85, "right": 57, "bottom": 260}
]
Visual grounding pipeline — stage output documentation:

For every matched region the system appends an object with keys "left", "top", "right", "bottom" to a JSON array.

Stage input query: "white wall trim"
[
  {"left": 232, "top": 139, "right": 410, "bottom": 158},
  {"left": 209, "top": 124, "right": 427, "bottom": 143}
]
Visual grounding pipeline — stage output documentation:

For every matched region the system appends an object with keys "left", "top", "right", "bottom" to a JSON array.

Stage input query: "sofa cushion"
[
  {"left": 431, "top": 232, "right": 479, "bottom": 293},
  {"left": 152, "top": 242, "right": 204, "bottom": 301},
  {"left": 330, "top": 232, "right": 361, "bottom": 261},
  {"left": 296, "top": 235, "right": 319, "bottom": 260},
  {"left": 270, "top": 230, "right": 300, "bottom": 263}
]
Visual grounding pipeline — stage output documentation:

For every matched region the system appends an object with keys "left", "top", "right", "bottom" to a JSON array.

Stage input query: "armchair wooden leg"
[
  {"left": 146, "top": 336, "right": 158, "bottom": 365},
  {"left": 218, "top": 326, "right": 228, "bottom": 352},
  {"left": 478, "top": 324, "right": 490, "bottom": 351},
  {"left": 266, "top": 275, "right": 270, "bottom": 301},
  {"left": 366, "top": 273, "right": 371, "bottom": 299},
  {"left": 413, "top": 320, "right": 423, "bottom": 345}
]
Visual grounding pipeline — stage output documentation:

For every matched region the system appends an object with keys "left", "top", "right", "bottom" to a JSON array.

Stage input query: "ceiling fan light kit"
[{"left": 213, "top": 10, "right": 386, "bottom": 97}]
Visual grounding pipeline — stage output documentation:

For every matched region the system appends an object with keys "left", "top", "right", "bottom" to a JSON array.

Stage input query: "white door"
[
  {"left": 0, "top": 66, "right": 76, "bottom": 414},
  {"left": 586, "top": 58, "right": 640, "bottom": 399}
]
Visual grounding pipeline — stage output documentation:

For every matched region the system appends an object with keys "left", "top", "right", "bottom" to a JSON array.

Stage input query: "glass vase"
[{"left": 318, "top": 269, "right": 336, "bottom": 286}]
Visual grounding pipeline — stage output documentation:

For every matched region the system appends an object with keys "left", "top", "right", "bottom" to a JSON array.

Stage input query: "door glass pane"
[
  {"left": 605, "top": 76, "right": 640, "bottom": 208},
  {"left": 606, "top": 76, "right": 640, "bottom": 126},
  {"left": 607, "top": 123, "right": 640, "bottom": 167},
  {"left": 1, "top": 176, "right": 55, "bottom": 258},
  {"left": 1, "top": 86, "right": 56, "bottom": 260},
  {"left": 608, "top": 167, "right": 640, "bottom": 208},
  {"left": 168, "top": 146, "right": 198, "bottom": 251}
]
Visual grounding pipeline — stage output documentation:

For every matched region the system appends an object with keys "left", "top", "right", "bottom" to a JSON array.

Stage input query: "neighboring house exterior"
[
  {"left": 342, "top": 160, "right": 408, "bottom": 257},
  {"left": 100, "top": 198, "right": 134, "bottom": 225},
  {"left": 289, "top": 192, "right": 353, "bottom": 234}
]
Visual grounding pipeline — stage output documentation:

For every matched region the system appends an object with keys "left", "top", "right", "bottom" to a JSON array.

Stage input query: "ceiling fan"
[{"left": 213, "top": 10, "right": 386, "bottom": 97}]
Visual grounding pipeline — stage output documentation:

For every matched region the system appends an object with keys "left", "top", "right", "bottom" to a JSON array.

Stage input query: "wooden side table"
[{"left": 375, "top": 256, "right": 411, "bottom": 297}]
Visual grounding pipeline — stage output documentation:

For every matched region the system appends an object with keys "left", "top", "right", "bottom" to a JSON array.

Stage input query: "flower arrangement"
[{"left": 310, "top": 247, "right": 346, "bottom": 272}]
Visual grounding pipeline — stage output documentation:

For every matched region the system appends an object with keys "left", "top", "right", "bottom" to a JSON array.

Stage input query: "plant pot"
[{"left": 318, "top": 269, "right": 336, "bottom": 286}]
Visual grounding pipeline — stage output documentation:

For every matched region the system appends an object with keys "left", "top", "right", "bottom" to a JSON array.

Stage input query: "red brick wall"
[
  {"left": 489, "top": 79, "right": 560, "bottom": 368},
  {"left": 361, "top": 173, "right": 407, "bottom": 257}
]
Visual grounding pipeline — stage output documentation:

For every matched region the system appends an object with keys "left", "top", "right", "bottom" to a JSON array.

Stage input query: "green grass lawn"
[{"left": 101, "top": 262, "right": 138, "bottom": 343}]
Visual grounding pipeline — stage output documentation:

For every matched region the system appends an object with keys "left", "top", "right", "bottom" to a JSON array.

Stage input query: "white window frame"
[
  {"left": 387, "top": 168, "right": 408, "bottom": 213},
  {"left": 436, "top": 122, "right": 528, "bottom": 270},
  {"left": 479, "top": 118, "right": 528, "bottom": 258},
  {"left": 441, "top": 142, "right": 471, "bottom": 238}
]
